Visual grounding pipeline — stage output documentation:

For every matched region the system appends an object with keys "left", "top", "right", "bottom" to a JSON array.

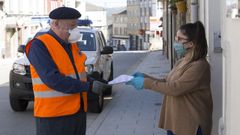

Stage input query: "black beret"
[{"left": 49, "top": 7, "right": 81, "bottom": 19}]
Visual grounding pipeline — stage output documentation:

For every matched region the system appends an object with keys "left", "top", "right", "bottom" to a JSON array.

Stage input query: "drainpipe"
[{"left": 191, "top": 0, "right": 198, "bottom": 23}]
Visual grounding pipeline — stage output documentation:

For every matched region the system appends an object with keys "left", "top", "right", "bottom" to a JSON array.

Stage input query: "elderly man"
[{"left": 26, "top": 7, "right": 90, "bottom": 135}]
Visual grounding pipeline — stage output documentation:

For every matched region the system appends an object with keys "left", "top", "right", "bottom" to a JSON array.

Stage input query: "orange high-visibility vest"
[{"left": 26, "top": 34, "right": 88, "bottom": 117}]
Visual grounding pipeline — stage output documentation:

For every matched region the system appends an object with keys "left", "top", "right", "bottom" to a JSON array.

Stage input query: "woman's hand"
[
  {"left": 132, "top": 72, "right": 144, "bottom": 78},
  {"left": 126, "top": 76, "right": 144, "bottom": 90}
]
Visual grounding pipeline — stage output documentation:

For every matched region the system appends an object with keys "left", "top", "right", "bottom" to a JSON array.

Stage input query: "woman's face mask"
[
  {"left": 173, "top": 30, "right": 192, "bottom": 58},
  {"left": 173, "top": 42, "right": 186, "bottom": 58},
  {"left": 68, "top": 27, "right": 82, "bottom": 43}
]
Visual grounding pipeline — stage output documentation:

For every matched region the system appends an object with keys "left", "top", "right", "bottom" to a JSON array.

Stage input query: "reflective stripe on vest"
[
  {"left": 31, "top": 73, "right": 86, "bottom": 85},
  {"left": 32, "top": 73, "right": 87, "bottom": 98},
  {"left": 34, "top": 90, "right": 72, "bottom": 98}
]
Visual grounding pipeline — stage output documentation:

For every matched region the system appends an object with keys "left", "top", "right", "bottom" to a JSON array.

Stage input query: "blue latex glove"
[
  {"left": 132, "top": 72, "right": 144, "bottom": 77},
  {"left": 126, "top": 76, "right": 144, "bottom": 90}
]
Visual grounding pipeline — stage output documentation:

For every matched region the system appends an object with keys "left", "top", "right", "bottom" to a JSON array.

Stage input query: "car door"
[{"left": 97, "top": 31, "right": 112, "bottom": 81}]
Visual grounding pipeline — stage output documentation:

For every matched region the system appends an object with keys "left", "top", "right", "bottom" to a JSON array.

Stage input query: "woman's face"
[{"left": 175, "top": 30, "right": 193, "bottom": 49}]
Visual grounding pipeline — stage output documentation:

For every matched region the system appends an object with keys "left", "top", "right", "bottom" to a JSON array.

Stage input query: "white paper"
[{"left": 108, "top": 75, "right": 133, "bottom": 85}]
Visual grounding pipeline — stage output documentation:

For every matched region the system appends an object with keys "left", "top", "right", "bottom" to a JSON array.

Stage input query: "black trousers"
[{"left": 36, "top": 108, "right": 86, "bottom": 135}]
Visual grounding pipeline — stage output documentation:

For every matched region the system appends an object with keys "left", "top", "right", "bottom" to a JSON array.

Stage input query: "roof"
[
  {"left": 118, "top": 10, "right": 127, "bottom": 15},
  {"left": 86, "top": 3, "right": 105, "bottom": 11},
  {"left": 112, "top": 9, "right": 127, "bottom": 16}
]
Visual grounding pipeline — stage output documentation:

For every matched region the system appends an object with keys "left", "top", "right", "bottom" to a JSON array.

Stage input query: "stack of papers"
[{"left": 108, "top": 75, "right": 133, "bottom": 85}]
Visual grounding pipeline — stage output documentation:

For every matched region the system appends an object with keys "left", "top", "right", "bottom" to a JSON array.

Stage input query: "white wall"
[
  {"left": 199, "top": 0, "right": 223, "bottom": 134},
  {"left": 219, "top": 0, "right": 240, "bottom": 134},
  {"left": 86, "top": 11, "right": 108, "bottom": 38},
  {"left": 75, "top": 0, "right": 86, "bottom": 19},
  {"left": 222, "top": 20, "right": 240, "bottom": 135},
  {"left": 222, "top": 9, "right": 240, "bottom": 135},
  {"left": 86, "top": 11, "right": 107, "bottom": 27}
]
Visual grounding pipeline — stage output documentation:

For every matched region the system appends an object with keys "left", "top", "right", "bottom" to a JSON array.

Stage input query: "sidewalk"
[{"left": 87, "top": 50, "right": 171, "bottom": 135}]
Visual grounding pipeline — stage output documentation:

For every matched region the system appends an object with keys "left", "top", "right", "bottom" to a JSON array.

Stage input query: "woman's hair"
[{"left": 179, "top": 21, "right": 208, "bottom": 62}]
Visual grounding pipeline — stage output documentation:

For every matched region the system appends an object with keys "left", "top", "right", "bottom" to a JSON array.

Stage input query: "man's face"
[
  {"left": 57, "top": 19, "right": 78, "bottom": 31},
  {"left": 52, "top": 19, "right": 78, "bottom": 40}
]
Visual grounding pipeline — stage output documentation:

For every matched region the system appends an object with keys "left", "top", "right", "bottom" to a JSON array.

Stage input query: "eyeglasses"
[
  {"left": 175, "top": 35, "right": 189, "bottom": 42},
  {"left": 175, "top": 35, "right": 192, "bottom": 45}
]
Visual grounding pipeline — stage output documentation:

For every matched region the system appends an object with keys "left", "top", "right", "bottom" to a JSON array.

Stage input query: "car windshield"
[{"left": 77, "top": 32, "right": 96, "bottom": 51}]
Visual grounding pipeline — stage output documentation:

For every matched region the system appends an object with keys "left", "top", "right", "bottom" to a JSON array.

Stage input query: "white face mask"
[{"left": 68, "top": 27, "right": 81, "bottom": 43}]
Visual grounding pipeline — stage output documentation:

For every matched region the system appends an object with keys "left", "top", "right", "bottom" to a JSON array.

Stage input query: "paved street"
[
  {"left": 87, "top": 51, "right": 170, "bottom": 135},
  {"left": 0, "top": 51, "right": 157, "bottom": 135},
  {"left": 0, "top": 50, "right": 170, "bottom": 135}
]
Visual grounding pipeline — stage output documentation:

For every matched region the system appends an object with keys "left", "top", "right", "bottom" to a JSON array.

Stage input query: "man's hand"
[
  {"left": 92, "top": 81, "right": 109, "bottom": 94},
  {"left": 87, "top": 75, "right": 110, "bottom": 94}
]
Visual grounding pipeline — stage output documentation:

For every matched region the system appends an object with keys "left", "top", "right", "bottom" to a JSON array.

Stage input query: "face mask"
[
  {"left": 173, "top": 42, "right": 186, "bottom": 58},
  {"left": 68, "top": 27, "right": 81, "bottom": 43}
]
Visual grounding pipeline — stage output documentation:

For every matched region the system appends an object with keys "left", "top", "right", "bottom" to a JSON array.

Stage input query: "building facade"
[
  {"left": 2, "top": 0, "right": 65, "bottom": 58},
  {"left": 127, "top": 0, "right": 140, "bottom": 50},
  {"left": 127, "top": 0, "right": 162, "bottom": 50},
  {"left": 0, "top": 0, "right": 85, "bottom": 59},
  {"left": 112, "top": 10, "right": 129, "bottom": 50}
]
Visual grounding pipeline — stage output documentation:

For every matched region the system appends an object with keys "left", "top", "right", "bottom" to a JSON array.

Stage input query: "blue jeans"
[
  {"left": 167, "top": 130, "right": 175, "bottom": 135},
  {"left": 167, "top": 126, "right": 203, "bottom": 135},
  {"left": 196, "top": 126, "right": 203, "bottom": 135}
]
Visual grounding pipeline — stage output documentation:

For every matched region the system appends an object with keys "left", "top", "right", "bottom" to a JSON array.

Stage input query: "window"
[
  {"left": 146, "top": 7, "right": 149, "bottom": 16},
  {"left": 120, "top": 27, "right": 122, "bottom": 35},
  {"left": 144, "top": 7, "right": 146, "bottom": 16},
  {"left": 124, "top": 17, "right": 127, "bottom": 22},
  {"left": 97, "top": 32, "right": 105, "bottom": 50},
  {"left": 114, "top": 27, "right": 118, "bottom": 35},
  {"left": 96, "top": 33, "right": 103, "bottom": 51},
  {"left": 99, "top": 31, "right": 106, "bottom": 47},
  {"left": 77, "top": 32, "right": 96, "bottom": 51},
  {"left": 149, "top": 7, "right": 152, "bottom": 16},
  {"left": 124, "top": 28, "right": 127, "bottom": 35}
]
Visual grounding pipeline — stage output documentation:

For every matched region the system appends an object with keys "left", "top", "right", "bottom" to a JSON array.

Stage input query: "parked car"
[{"left": 9, "top": 26, "right": 113, "bottom": 113}]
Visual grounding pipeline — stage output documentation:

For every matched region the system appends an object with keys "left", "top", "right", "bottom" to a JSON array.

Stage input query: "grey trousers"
[{"left": 36, "top": 109, "right": 86, "bottom": 135}]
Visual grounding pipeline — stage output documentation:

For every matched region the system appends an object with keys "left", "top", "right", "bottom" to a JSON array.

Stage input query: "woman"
[{"left": 127, "top": 21, "right": 213, "bottom": 135}]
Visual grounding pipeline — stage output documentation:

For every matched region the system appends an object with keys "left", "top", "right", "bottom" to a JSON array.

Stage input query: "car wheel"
[
  {"left": 88, "top": 93, "right": 104, "bottom": 113},
  {"left": 9, "top": 96, "right": 28, "bottom": 111},
  {"left": 104, "top": 63, "right": 113, "bottom": 96}
]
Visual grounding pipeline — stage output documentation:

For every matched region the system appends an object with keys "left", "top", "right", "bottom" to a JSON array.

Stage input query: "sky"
[{"left": 87, "top": 0, "right": 127, "bottom": 8}]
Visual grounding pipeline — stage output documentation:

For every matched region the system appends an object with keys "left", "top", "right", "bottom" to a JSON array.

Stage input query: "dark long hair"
[{"left": 179, "top": 21, "right": 208, "bottom": 62}]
